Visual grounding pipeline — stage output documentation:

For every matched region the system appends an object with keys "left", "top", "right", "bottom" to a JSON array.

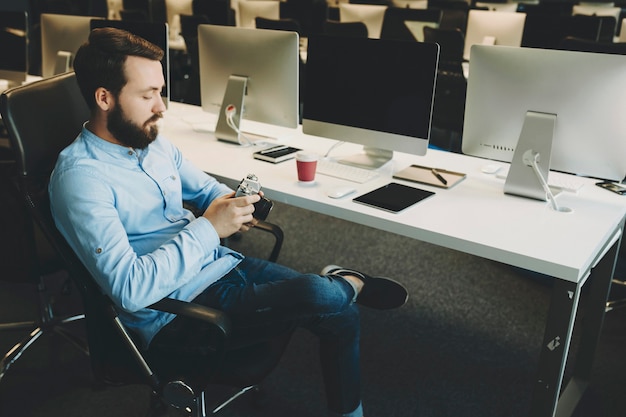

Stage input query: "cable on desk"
[
  {"left": 225, "top": 104, "right": 270, "bottom": 148},
  {"left": 324, "top": 140, "right": 346, "bottom": 158}
]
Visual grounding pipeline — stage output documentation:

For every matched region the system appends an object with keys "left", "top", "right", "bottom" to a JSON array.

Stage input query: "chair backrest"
[
  {"left": 180, "top": 13, "right": 211, "bottom": 46},
  {"left": 380, "top": 6, "right": 441, "bottom": 42},
  {"left": 255, "top": 16, "right": 301, "bottom": 33},
  {"left": 193, "top": 0, "right": 234, "bottom": 26},
  {"left": 567, "top": 14, "right": 602, "bottom": 42},
  {"left": 280, "top": 0, "right": 328, "bottom": 37},
  {"left": 322, "top": 20, "right": 369, "bottom": 38},
  {"left": 0, "top": 72, "right": 89, "bottom": 180},
  {"left": 559, "top": 36, "right": 626, "bottom": 55}
]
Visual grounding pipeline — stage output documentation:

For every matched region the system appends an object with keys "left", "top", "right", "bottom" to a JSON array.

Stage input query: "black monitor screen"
[{"left": 304, "top": 35, "right": 438, "bottom": 142}]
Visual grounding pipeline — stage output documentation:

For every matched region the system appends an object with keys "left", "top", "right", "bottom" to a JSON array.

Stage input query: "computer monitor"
[
  {"left": 339, "top": 3, "right": 387, "bottom": 38},
  {"left": 197, "top": 24, "right": 299, "bottom": 144},
  {"left": 463, "top": 10, "right": 526, "bottom": 61},
  {"left": 0, "top": 11, "right": 28, "bottom": 89},
  {"left": 302, "top": 35, "right": 439, "bottom": 168},
  {"left": 237, "top": 0, "right": 280, "bottom": 28},
  {"left": 90, "top": 19, "right": 170, "bottom": 105},
  {"left": 463, "top": 45, "right": 626, "bottom": 199},
  {"left": 41, "top": 14, "right": 103, "bottom": 78}
]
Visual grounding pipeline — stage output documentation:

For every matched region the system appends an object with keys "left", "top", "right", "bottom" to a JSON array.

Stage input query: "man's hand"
[{"left": 202, "top": 192, "right": 260, "bottom": 238}]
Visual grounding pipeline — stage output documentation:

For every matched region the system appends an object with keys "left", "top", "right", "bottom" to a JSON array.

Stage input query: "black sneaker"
[{"left": 321, "top": 265, "right": 409, "bottom": 310}]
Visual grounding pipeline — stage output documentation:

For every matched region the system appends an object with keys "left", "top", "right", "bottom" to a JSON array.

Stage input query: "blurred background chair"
[
  {"left": 558, "top": 36, "right": 626, "bottom": 55},
  {"left": 380, "top": 6, "right": 441, "bottom": 42},
  {"left": 279, "top": 0, "right": 328, "bottom": 37},
  {"left": 193, "top": 0, "right": 235, "bottom": 26},
  {"left": 427, "top": 0, "right": 468, "bottom": 33},
  {"left": 179, "top": 14, "right": 211, "bottom": 105},
  {"left": 322, "top": 20, "right": 369, "bottom": 37},
  {"left": 255, "top": 16, "right": 301, "bottom": 33},
  {"left": 1, "top": 71, "right": 291, "bottom": 416}
]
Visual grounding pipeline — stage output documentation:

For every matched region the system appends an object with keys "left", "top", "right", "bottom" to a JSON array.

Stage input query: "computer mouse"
[
  {"left": 326, "top": 186, "right": 357, "bottom": 199},
  {"left": 481, "top": 164, "right": 501, "bottom": 174}
]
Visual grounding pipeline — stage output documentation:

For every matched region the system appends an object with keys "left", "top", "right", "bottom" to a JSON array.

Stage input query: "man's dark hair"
[{"left": 73, "top": 27, "right": 164, "bottom": 110}]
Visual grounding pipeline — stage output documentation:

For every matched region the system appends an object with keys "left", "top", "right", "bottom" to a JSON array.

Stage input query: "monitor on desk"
[
  {"left": 41, "top": 14, "right": 103, "bottom": 78},
  {"left": 197, "top": 24, "right": 299, "bottom": 144},
  {"left": 90, "top": 19, "right": 171, "bottom": 106},
  {"left": 302, "top": 35, "right": 439, "bottom": 169},
  {"left": 462, "top": 45, "right": 626, "bottom": 202},
  {"left": 0, "top": 11, "right": 28, "bottom": 89},
  {"left": 463, "top": 10, "right": 526, "bottom": 61}
]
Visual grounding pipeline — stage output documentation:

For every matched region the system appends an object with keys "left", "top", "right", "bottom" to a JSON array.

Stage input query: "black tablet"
[{"left": 353, "top": 182, "right": 435, "bottom": 213}]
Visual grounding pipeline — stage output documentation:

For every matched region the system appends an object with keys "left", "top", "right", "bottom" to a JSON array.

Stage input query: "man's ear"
[{"left": 94, "top": 87, "right": 114, "bottom": 112}]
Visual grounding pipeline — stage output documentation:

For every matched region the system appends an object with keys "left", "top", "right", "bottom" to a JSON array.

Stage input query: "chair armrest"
[
  {"left": 255, "top": 220, "right": 284, "bottom": 262},
  {"left": 148, "top": 298, "right": 232, "bottom": 338}
]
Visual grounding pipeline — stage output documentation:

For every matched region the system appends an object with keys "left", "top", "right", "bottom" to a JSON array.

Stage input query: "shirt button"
[
  {"left": 95, "top": 248, "right": 103, "bottom": 254},
  {"left": 128, "top": 150, "right": 133, "bottom": 156},
  {"left": 171, "top": 175, "right": 176, "bottom": 180}
]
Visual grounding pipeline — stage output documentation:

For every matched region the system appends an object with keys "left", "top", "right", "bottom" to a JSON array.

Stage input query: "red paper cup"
[{"left": 296, "top": 152, "right": 319, "bottom": 182}]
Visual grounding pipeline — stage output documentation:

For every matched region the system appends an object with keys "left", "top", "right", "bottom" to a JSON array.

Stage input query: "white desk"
[{"left": 162, "top": 102, "right": 626, "bottom": 417}]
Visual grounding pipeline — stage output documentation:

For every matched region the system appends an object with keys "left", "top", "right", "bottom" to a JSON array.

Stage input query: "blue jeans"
[{"left": 153, "top": 257, "right": 363, "bottom": 417}]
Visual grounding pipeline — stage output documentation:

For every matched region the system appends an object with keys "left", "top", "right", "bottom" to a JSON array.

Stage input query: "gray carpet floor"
[{"left": 1, "top": 201, "right": 625, "bottom": 417}]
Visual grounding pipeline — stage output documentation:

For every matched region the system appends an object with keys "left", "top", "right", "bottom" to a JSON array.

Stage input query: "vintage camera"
[{"left": 235, "top": 174, "right": 274, "bottom": 220}]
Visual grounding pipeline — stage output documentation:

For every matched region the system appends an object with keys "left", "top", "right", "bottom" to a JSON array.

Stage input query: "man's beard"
[{"left": 107, "top": 102, "right": 162, "bottom": 150}]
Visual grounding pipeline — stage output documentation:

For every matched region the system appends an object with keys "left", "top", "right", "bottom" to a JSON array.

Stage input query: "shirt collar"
[{"left": 80, "top": 125, "right": 150, "bottom": 160}]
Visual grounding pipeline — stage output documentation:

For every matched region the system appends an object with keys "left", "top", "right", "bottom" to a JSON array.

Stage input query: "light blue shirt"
[{"left": 49, "top": 127, "right": 243, "bottom": 347}]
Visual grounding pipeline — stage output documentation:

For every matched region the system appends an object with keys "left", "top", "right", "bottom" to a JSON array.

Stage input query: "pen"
[
  {"left": 259, "top": 145, "right": 288, "bottom": 154},
  {"left": 431, "top": 168, "right": 447, "bottom": 185}
]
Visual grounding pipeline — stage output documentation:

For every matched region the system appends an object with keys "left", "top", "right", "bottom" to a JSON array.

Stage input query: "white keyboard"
[
  {"left": 317, "top": 159, "right": 380, "bottom": 183},
  {"left": 547, "top": 175, "right": 586, "bottom": 193},
  {"left": 496, "top": 169, "right": 585, "bottom": 193}
]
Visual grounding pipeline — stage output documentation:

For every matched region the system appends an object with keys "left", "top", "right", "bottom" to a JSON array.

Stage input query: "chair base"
[
  {"left": 0, "top": 313, "right": 87, "bottom": 383},
  {"left": 149, "top": 383, "right": 263, "bottom": 417}
]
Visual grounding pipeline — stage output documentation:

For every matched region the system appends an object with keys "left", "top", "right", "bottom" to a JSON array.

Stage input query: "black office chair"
[
  {"left": 193, "top": 0, "right": 235, "bottom": 26},
  {"left": 120, "top": 8, "right": 150, "bottom": 21},
  {"left": 280, "top": 0, "right": 328, "bottom": 37},
  {"left": 428, "top": 0, "right": 469, "bottom": 33},
  {"left": 0, "top": 71, "right": 291, "bottom": 415},
  {"left": 567, "top": 14, "right": 603, "bottom": 42},
  {"left": 0, "top": 72, "right": 89, "bottom": 384},
  {"left": 322, "top": 20, "right": 369, "bottom": 37},
  {"left": 521, "top": 12, "right": 603, "bottom": 49},
  {"left": 123, "top": 0, "right": 153, "bottom": 20},
  {"left": 596, "top": 15, "right": 617, "bottom": 43},
  {"left": 255, "top": 16, "right": 301, "bottom": 33},
  {"left": 179, "top": 14, "right": 211, "bottom": 105},
  {"left": 558, "top": 36, "right": 626, "bottom": 55},
  {"left": 380, "top": 7, "right": 442, "bottom": 41}
]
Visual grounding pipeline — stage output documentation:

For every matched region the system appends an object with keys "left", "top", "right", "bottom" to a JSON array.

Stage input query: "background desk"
[{"left": 162, "top": 102, "right": 626, "bottom": 417}]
